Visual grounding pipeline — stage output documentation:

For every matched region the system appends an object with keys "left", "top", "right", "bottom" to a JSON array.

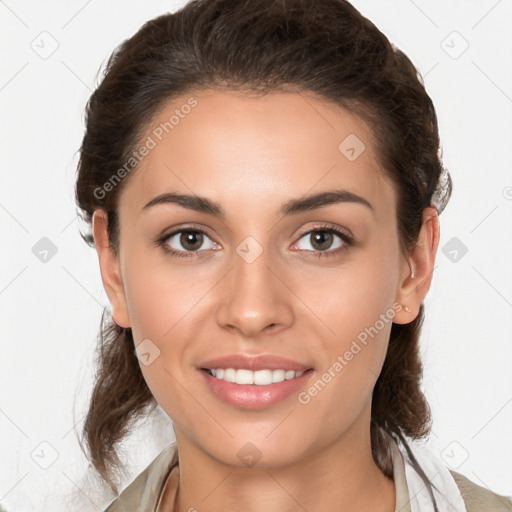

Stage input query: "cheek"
[
  {"left": 293, "top": 244, "right": 400, "bottom": 345},
  {"left": 121, "top": 250, "right": 218, "bottom": 414},
  {"left": 296, "top": 300, "right": 395, "bottom": 441},
  {"left": 122, "top": 245, "right": 213, "bottom": 341},
  {"left": 294, "top": 243, "right": 399, "bottom": 407}
]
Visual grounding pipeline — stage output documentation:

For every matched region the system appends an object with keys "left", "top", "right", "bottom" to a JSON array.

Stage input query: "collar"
[{"left": 393, "top": 434, "right": 467, "bottom": 512}]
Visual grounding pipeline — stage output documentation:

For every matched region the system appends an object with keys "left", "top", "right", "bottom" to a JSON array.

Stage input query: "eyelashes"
[
  {"left": 157, "top": 228, "right": 218, "bottom": 259},
  {"left": 156, "top": 223, "right": 353, "bottom": 260},
  {"left": 294, "top": 225, "right": 352, "bottom": 259}
]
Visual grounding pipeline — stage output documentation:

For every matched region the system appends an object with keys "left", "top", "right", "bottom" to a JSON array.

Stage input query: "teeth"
[{"left": 207, "top": 368, "right": 306, "bottom": 385}]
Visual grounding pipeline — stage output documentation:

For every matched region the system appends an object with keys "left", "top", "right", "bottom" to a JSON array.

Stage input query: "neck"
[{"left": 171, "top": 417, "right": 396, "bottom": 512}]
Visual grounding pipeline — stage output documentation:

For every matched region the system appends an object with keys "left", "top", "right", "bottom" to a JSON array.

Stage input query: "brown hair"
[{"left": 75, "top": 0, "right": 451, "bottom": 502}]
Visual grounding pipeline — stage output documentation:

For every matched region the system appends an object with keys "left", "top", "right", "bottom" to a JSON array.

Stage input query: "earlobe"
[
  {"left": 393, "top": 207, "right": 440, "bottom": 324},
  {"left": 92, "top": 209, "right": 131, "bottom": 328}
]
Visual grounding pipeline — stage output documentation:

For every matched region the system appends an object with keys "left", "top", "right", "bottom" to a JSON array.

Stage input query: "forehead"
[{"left": 118, "top": 89, "right": 395, "bottom": 217}]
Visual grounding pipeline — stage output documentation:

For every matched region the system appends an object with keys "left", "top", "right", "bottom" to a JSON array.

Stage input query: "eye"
[
  {"left": 158, "top": 228, "right": 219, "bottom": 258},
  {"left": 293, "top": 224, "right": 352, "bottom": 258},
  {"left": 156, "top": 224, "right": 353, "bottom": 260}
]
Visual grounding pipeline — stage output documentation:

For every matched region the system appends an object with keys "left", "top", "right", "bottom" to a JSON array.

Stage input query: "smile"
[
  {"left": 200, "top": 367, "right": 313, "bottom": 409},
  {"left": 204, "top": 368, "right": 305, "bottom": 385}
]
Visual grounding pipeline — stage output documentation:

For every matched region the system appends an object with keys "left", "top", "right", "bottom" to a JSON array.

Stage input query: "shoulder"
[
  {"left": 103, "top": 443, "right": 179, "bottom": 512},
  {"left": 450, "top": 470, "right": 512, "bottom": 512},
  {"left": 387, "top": 429, "right": 512, "bottom": 512}
]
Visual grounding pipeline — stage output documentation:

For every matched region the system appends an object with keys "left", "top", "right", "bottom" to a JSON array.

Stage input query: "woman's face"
[{"left": 94, "top": 89, "right": 427, "bottom": 468}]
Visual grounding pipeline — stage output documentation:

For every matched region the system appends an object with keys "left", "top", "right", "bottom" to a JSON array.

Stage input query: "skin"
[{"left": 92, "top": 89, "right": 439, "bottom": 512}]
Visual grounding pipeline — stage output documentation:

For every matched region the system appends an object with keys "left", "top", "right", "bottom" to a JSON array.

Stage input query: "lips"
[
  {"left": 198, "top": 353, "right": 312, "bottom": 372},
  {"left": 197, "top": 353, "right": 314, "bottom": 409}
]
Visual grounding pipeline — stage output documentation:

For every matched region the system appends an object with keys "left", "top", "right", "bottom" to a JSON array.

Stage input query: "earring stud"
[{"left": 403, "top": 305, "right": 412, "bottom": 313}]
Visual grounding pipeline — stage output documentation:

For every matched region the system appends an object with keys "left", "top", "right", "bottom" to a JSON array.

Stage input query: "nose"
[{"left": 216, "top": 244, "right": 294, "bottom": 338}]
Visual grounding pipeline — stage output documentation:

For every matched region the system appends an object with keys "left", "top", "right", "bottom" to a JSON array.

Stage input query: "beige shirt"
[{"left": 104, "top": 437, "right": 512, "bottom": 512}]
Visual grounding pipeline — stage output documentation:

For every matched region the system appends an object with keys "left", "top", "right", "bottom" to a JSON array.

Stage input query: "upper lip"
[{"left": 198, "top": 354, "right": 312, "bottom": 372}]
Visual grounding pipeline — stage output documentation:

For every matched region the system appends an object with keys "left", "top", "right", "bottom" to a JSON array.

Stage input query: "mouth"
[
  {"left": 198, "top": 366, "right": 314, "bottom": 410},
  {"left": 196, "top": 353, "right": 314, "bottom": 409},
  {"left": 201, "top": 367, "right": 309, "bottom": 385}
]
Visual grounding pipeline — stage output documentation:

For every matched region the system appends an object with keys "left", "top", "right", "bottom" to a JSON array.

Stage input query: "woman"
[{"left": 74, "top": 0, "right": 512, "bottom": 510}]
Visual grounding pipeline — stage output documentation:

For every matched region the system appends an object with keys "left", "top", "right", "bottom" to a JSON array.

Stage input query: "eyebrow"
[{"left": 141, "top": 189, "right": 374, "bottom": 217}]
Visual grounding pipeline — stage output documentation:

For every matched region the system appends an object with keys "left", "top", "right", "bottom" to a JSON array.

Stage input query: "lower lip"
[{"left": 199, "top": 369, "right": 313, "bottom": 410}]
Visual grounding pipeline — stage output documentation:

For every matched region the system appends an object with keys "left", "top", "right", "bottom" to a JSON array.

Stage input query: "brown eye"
[
  {"left": 295, "top": 228, "right": 348, "bottom": 253},
  {"left": 309, "top": 231, "right": 334, "bottom": 251},
  {"left": 179, "top": 230, "right": 204, "bottom": 251},
  {"left": 161, "top": 228, "right": 219, "bottom": 257}
]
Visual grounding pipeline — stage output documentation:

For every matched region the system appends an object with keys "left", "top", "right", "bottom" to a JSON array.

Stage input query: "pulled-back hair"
[{"left": 75, "top": 0, "right": 451, "bottom": 503}]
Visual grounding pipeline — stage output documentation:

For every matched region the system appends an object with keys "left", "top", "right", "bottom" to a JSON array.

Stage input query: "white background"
[{"left": 1, "top": 0, "right": 511, "bottom": 510}]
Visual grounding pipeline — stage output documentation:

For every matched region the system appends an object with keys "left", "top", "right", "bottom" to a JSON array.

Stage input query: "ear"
[
  {"left": 92, "top": 209, "right": 131, "bottom": 328},
  {"left": 393, "top": 207, "right": 440, "bottom": 324}
]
